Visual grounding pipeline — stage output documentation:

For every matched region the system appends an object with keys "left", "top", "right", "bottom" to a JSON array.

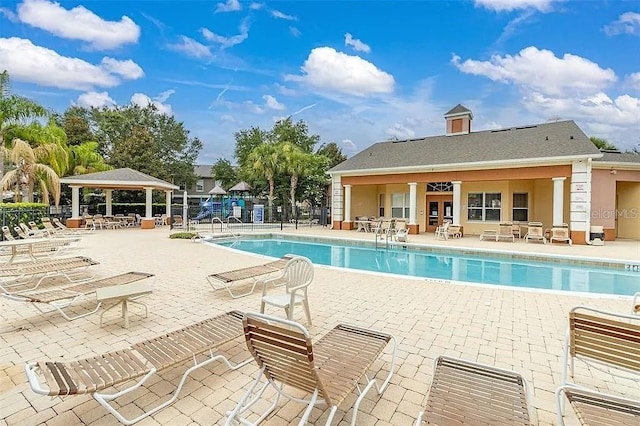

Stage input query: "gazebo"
[{"left": 60, "top": 168, "right": 179, "bottom": 229}]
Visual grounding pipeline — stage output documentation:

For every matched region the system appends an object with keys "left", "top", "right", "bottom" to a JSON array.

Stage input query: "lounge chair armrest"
[{"left": 24, "top": 362, "right": 50, "bottom": 396}]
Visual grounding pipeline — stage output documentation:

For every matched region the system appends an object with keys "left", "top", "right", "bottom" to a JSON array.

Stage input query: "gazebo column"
[
  {"left": 141, "top": 187, "right": 156, "bottom": 229},
  {"left": 66, "top": 185, "right": 83, "bottom": 228},
  {"left": 165, "top": 191, "right": 172, "bottom": 225},
  {"left": 105, "top": 189, "right": 113, "bottom": 216}
]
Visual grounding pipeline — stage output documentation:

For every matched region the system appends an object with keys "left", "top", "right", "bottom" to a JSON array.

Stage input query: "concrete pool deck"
[{"left": 1, "top": 226, "right": 638, "bottom": 425}]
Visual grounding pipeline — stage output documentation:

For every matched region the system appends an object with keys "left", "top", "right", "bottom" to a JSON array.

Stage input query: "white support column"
[
  {"left": 343, "top": 185, "right": 352, "bottom": 223},
  {"left": 105, "top": 189, "right": 113, "bottom": 216},
  {"left": 165, "top": 191, "right": 172, "bottom": 217},
  {"left": 331, "top": 175, "right": 343, "bottom": 228},
  {"left": 408, "top": 182, "right": 417, "bottom": 225},
  {"left": 145, "top": 187, "right": 153, "bottom": 218},
  {"left": 552, "top": 177, "right": 566, "bottom": 226},
  {"left": 71, "top": 186, "right": 81, "bottom": 218},
  {"left": 452, "top": 181, "right": 462, "bottom": 225}
]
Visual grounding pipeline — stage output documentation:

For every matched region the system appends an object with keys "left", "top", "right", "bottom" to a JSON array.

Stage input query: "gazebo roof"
[
  {"left": 229, "top": 181, "right": 252, "bottom": 192},
  {"left": 60, "top": 168, "right": 179, "bottom": 191}
]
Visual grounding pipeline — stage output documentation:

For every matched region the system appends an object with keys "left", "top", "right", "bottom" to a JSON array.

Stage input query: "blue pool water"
[{"left": 212, "top": 237, "right": 640, "bottom": 296}]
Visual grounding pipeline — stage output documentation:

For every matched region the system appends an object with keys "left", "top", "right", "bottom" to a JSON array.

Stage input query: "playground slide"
[{"left": 192, "top": 208, "right": 213, "bottom": 221}]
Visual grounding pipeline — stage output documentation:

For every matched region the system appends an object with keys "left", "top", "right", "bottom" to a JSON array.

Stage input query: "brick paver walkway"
[{"left": 1, "top": 227, "right": 638, "bottom": 425}]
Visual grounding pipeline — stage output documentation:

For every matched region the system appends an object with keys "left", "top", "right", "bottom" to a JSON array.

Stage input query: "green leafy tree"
[
  {"left": 234, "top": 126, "right": 268, "bottom": 167},
  {"left": 211, "top": 158, "right": 237, "bottom": 189},
  {"left": 55, "top": 106, "right": 95, "bottom": 146},
  {"left": 0, "top": 71, "right": 49, "bottom": 144},
  {"left": 271, "top": 118, "right": 319, "bottom": 153},
  {"left": 0, "top": 138, "right": 60, "bottom": 205},
  {"left": 590, "top": 136, "right": 617, "bottom": 151},
  {"left": 86, "top": 103, "right": 201, "bottom": 191},
  {"left": 316, "top": 142, "right": 347, "bottom": 168}
]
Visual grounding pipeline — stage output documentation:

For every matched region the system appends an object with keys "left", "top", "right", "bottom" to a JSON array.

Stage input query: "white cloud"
[
  {"left": 276, "top": 84, "right": 297, "bottom": 96},
  {"left": 16, "top": 0, "right": 139, "bottom": 50},
  {"left": 243, "top": 100, "right": 265, "bottom": 114},
  {"left": 131, "top": 91, "right": 174, "bottom": 115},
  {"left": 386, "top": 123, "right": 416, "bottom": 139},
  {"left": 76, "top": 91, "right": 116, "bottom": 108},
  {"left": 627, "top": 72, "right": 640, "bottom": 89},
  {"left": 474, "top": 0, "right": 556, "bottom": 12},
  {"left": 0, "top": 7, "right": 18, "bottom": 22},
  {"left": 604, "top": 12, "right": 640, "bottom": 36},
  {"left": 263, "top": 95, "right": 285, "bottom": 110},
  {"left": 0, "top": 37, "right": 143, "bottom": 90},
  {"left": 100, "top": 57, "right": 144, "bottom": 79},
  {"left": 249, "top": 2, "right": 264, "bottom": 10},
  {"left": 168, "top": 36, "right": 213, "bottom": 59},
  {"left": 452, "top": 46, "right": 616, "bottom": 96},
  {"left": 344, "top": 33, "right": 371, "bottom": 53},
  {"left": 201, "top": 18, "right": 249, "bottom": 48},
  {"left": 215, "top": 0, "right": 241, "bottom": 13},
  {"left": 341, "top": 138, "right": 357, "bottom": 153},
  {"left": 271, "top": 10, "right": 296, "bottom": 20},
  {"left": 285, "top": 47, "right": 395, "bottom": 96},
  {"left": 289, "top": 26, "right": 301, "bottom": 37}
]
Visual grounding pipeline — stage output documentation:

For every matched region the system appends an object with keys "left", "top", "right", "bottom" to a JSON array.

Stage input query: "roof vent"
[
  {"left": 570, "top": 135, "right": 574, "bottom": 140},
  {"left": 545, "top": 136, "right": 549, "bottom": 141}
]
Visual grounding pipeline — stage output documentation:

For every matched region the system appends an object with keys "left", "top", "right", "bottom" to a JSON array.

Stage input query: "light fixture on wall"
[{"left": 610, "top": 169, "right": 617, "bottom": 175}]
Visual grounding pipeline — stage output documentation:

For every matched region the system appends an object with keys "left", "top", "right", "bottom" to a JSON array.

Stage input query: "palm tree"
[
  {"left": 247, "top": 143, "right": 281, "bottom": 215},
  {"left": 69, "top": 141, "right": 111, "bottom": 175},
  {"left": 281, "top": 142, "right": 323, "bottom": 217},
  {"left": 0, "top": 138, "right": 61, "bottom": 205},
  {"left": 0, "top": 71, "right": 50, "bottom": 182}
]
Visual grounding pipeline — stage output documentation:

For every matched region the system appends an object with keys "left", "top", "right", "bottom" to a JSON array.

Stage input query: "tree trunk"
[{"left": 290, "top": 174, "right": 298, "bottom": 218}]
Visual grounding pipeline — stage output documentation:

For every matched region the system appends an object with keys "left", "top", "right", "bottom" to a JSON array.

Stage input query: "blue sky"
[{"left": 1, "top": 0, "right": 639, "bottom": 163}]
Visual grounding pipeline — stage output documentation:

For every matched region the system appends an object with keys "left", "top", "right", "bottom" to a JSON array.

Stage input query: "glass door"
[
  {"left": 443, "top": 201, "right": 453, "bottom": 224},
  {"left": 428, "top": 201, "right": 439, "bottom": 230}
]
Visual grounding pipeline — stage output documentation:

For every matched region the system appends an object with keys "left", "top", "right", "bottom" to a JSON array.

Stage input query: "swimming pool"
[{"left": 209, "top": 236, "right": 640, "bottom": 296}]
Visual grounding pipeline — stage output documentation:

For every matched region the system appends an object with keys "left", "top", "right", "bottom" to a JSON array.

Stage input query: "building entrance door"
[{"left": 426, "top": 195, "right": 453, "bottom": 232}]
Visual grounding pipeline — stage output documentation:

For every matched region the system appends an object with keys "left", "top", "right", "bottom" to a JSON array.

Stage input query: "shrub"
[{"left": 169, "top": 232, "right": 199, "bottom": 239}]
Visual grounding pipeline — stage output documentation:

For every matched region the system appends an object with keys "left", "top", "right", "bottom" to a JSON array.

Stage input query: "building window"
[
  {"left": 468, "top": 192, "right": 501, "bottom": 221},
  {"left": 512, "top": 193, "right": 529, "bottom": 222},
  {"left": 178, "top": 183, "right": 186, "bottom": 191},
  {"left": 426, "top": 182, "right": 453, "bottom": 192},
  {"left": 379, "top": 194, "right": 385, "bottom": 217},
  {"left": 391, "top": 193, "right": 410, "bottom": 218},
  {"left": 196, "top": 179, "right": 204, "bottom": 192}
]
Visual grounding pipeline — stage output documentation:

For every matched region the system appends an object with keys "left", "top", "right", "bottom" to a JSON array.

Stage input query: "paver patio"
[{"left": 1, "top": 226, "right": 638, "bottom": 425}]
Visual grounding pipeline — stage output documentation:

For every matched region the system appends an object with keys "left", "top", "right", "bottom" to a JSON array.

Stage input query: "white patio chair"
[
  {"left": 260, "top": 255, "right": 314, "bottom": 325},
  {"left": 435, "top": 221, "right": 450, "bottom": 240}
]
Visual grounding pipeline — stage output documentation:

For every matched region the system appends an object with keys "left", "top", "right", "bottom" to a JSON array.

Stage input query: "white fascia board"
[
  {"left": 60, "top": 179, "right": 179, "bottom": 190},
  {"left": 330, "top": 154, "right": 601, "bottom": 177},
  {"left": 592, "top": 161, "right": 640, "bottom": 170}
]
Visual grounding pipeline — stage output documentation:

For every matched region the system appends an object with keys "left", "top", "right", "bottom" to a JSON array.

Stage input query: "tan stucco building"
[{"left": 328, "top": 105, "right": 640, "bottom": 244}]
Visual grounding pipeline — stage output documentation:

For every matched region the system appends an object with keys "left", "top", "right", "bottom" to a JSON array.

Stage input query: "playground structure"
[{"left": 191, "top": 196, "right": 246, "bottom": 222}]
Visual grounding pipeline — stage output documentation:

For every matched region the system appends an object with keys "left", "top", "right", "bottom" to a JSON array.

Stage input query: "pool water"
[{"left": 212, "top": 238, "right": 640, "bottom": 296}]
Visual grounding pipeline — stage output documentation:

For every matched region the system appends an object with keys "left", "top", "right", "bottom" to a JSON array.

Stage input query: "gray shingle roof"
[
  {"left": 594, "top": 151, "right": 640, "bottom": 163},
  {"left": 444, "top": 104, "right": 472, "bottom": 116},
  {"left": 330, "top": 120, "right": 602, "bottom": 173},
  {"left": 194, "top": 165, "right": 213, "bottom": 177}
]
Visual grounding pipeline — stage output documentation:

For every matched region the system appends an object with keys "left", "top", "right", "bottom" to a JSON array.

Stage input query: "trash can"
[{"left": 590, "top": 226, "right": 605, "bottom": 245}]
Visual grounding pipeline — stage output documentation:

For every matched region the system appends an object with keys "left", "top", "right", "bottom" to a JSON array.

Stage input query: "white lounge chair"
[
  {"left": 525, "top": 222, "right": 546, "bottom": 244},
  {"left": 550, "top": 224, "right": 572, "bottom": 246}
]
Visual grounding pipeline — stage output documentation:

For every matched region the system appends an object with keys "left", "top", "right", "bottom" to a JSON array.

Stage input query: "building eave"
[{"left": 328, "top": 153, "right": 601, "bottom": 177}]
